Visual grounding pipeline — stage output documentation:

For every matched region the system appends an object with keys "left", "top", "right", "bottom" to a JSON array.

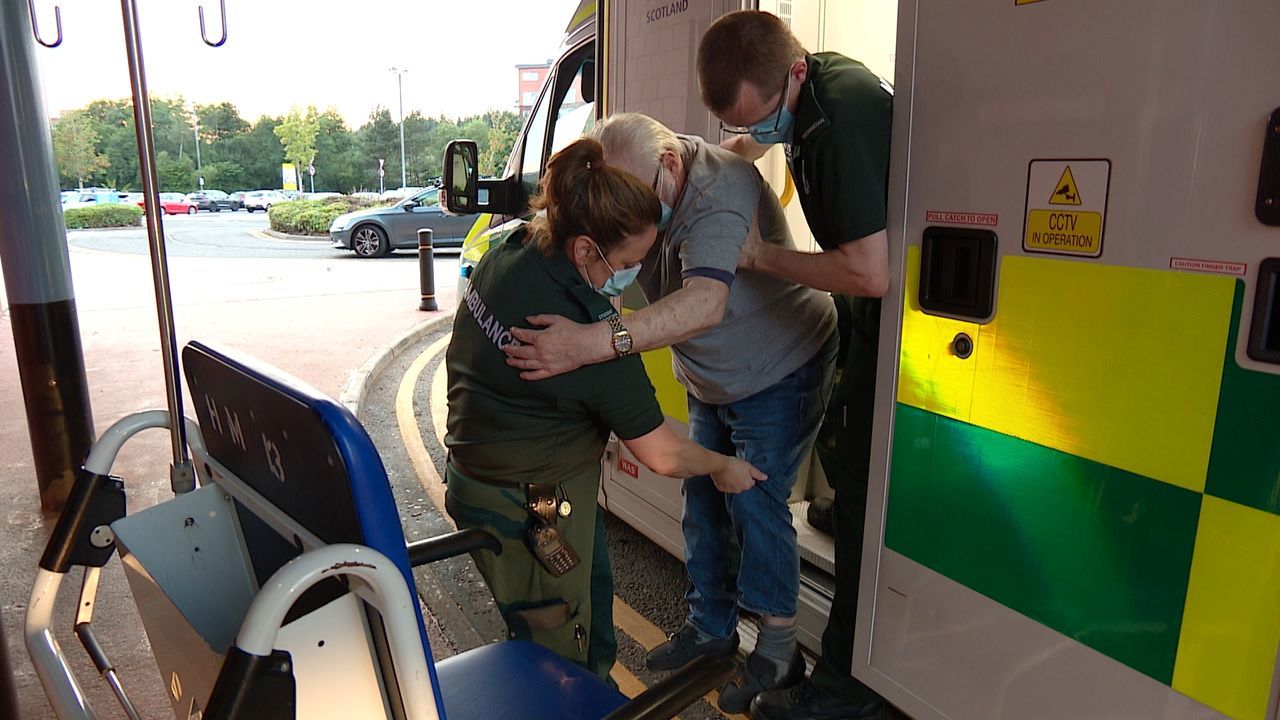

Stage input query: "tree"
[
  {"left": 51, "top": 111, "right": 110, "bottom": 189},
  {"left": 156, "top": 151, "right": 195, "bottom": 192},
  {"left": 357, "top": 106, "right": 401, "bottom": 190},
  {"left": 220, "top": 116, "right": 284, "bottom": 190},
  {"left": 313, "top": 109, "right": 361, "bottom": 193},
  {"left": 480, "top": 110, "right": 522, "bottom": 177},
  {"left": 149, "top": 97, "right": 195, "bottom": 161},
  {"left": 195, "top": 102, "right": 249, "bottom": 143},
  {"left": 81, "top": 99, "right": 139, "bottom": 190},
  {"left": 200, "top": 161, "right": 245, "bottom": 192},
  {"left": 274, "top": 105, "right": 319, "bottom": 191}
]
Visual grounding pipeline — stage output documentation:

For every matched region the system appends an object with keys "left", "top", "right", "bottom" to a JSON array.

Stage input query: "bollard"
[{"left": 417, "top": 228, "right": 438, "bottom": 311}]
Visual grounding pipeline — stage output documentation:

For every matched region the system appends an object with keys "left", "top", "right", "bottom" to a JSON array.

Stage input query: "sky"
[{"left": 33, "top": 0, "right": 582, "bottom": 126}]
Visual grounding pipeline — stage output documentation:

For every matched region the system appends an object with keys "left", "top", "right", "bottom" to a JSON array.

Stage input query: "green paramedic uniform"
[
  {"left": 785, "top": 52, "right": 892, "bottom": 703},
  {"left": 443, "top": 226, "right": 664, "bottom": 680}
]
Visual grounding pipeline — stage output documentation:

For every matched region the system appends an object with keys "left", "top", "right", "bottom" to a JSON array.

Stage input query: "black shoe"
[
  {"left": 717, "top": 648, "right": 805, "bottom": 714},
  {"left": 807, "top": 497, "right": 834, "bottom": 536},
  {"left": 645, "top": 623, "right": 740, "bottom": 672},
  {"left": 750, "top": 678, "right": 886, "bottom": 720}
]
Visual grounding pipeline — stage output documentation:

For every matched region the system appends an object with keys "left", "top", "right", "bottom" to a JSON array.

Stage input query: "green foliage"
[
  {"left": 52, "top": 98, "right": 527, "bottom": 195},
  {"left": 62, "top": 204, "right": 143, "bottom": 229},
  {"left": 221, "top": 117, "right": 285, "bottom": 190},
  {"left": 480, "top": 110, "right": 522, "bottom": 177},
  {"left": 267, "top": 197, "right": 384, "bottom": 236},
  {"left": 199, "top": 161, "right": 245, "bottom": 192},
  {"left": 359, "top": 106, "right": 401, "bottom": 188},
  {"left": 52, "top": 111, "right": 110, "bottom": 188},
  {"left": 274, "top": 105, "right": 320, "bottom": 190},
  {"left": 156, "top": 151, "right": 195, "bottom": 192},
  {"left": 195, "top": 102, "right": 249, "bottom": 142}
]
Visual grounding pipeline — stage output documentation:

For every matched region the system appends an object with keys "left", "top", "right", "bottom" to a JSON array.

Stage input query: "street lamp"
[
  {"left": 389, "top": 66, "right": 409, "bottom": 190},
  {"left": 191, "top": 106, "right": 203, "bottom": 190}
]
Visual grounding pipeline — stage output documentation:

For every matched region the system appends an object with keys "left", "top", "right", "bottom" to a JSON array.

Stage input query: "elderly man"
[{"left": 503, "top": 113, "right": 836, "bottom": 713}]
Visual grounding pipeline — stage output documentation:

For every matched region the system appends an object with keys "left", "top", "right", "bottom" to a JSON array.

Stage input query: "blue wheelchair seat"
[{"left": 436, "top": 641, "right": 627, "bottom": 720}]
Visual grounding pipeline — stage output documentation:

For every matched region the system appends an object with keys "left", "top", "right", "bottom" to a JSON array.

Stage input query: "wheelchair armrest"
[
  {"left": 601, "top": 655, "right": 738, "bottom": 720},
  {"left": 406, "top": 528, "right": 502, "bottom": 567}
]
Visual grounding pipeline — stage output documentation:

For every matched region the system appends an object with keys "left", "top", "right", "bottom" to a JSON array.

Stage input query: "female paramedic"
[{"left": 443, "top": 137, "right": 765, "bottom": 680}]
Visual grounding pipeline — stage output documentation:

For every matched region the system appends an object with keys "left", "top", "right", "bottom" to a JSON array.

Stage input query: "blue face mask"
[
  {"left": 593, "top": 242, "right": 642, "bottom": 298},
  {"left": 747, "top": 70, "right": 796, "bottom": 145},
  {"left": 658, "top": 201, "right": 673, "bottom": 231},
  {"left": 749, "top": 104, "right": 796, "bottom": 145}
]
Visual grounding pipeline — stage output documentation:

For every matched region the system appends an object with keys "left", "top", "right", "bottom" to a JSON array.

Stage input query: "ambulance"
[{"left": 448, "top": 1, "right": 1280, "bottom": 718}]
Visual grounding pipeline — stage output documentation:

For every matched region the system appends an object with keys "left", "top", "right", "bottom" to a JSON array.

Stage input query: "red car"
[{"left": 137, "top": 192, "right": 197, "bottom": 215}]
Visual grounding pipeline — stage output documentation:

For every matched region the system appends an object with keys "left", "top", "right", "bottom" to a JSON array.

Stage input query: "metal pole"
[
  {"left": 1, "top": 0, "right": 96, "bottom": 511},
  {"left": 417, "top": 228, "right": 437, "bottom": 311},
  {"left": 391, "top": 66, "right": 407, "bottom": 189},
  {"left": 119, "top": 0, "right": 194, "bottom": 493},
  {"left": 192, "top": 118, "right": 201, "bottom": 174}
]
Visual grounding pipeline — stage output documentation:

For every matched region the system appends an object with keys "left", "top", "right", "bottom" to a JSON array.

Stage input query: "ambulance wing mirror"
[{"left": 442, "top": 139, "right": 523, "bottom": 216}]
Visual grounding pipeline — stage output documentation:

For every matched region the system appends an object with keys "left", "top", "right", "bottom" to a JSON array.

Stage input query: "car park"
[
  {"left": 187, "top": 190, "right": 232, "bottom": 212},
  {"left": 243, "top": 190, "right": 285, "bottom": 212},
  {"left": 329, "top": 187, "right": 471, "bottom": 257}
]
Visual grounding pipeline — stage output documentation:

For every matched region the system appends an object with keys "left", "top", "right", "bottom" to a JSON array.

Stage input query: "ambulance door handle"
[
  {"left": 1247, "top": 258, "right": 1280, "bottom": 365},
  {"left": 1256, "top": 107, "right": 1280, "bottom": 226},
  {"left": 919, "top": 226, "right": 998, "bottom": 322}
]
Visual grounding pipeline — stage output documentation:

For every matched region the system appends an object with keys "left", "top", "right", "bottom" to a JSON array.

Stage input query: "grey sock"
[{"left": 754, "top": 620, "right": 797, "bottom": 676}]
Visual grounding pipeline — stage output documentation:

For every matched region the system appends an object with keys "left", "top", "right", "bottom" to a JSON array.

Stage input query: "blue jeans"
[{"left": 682, "top": 333, "right": 838, "bottom": 638}]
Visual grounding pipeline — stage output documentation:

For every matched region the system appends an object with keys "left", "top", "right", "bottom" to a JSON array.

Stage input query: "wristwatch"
[{"left": 607, "top": 315, "right": 633, "bottom": 357}]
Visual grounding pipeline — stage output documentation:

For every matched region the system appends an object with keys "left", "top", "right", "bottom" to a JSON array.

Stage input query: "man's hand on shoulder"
[
  {"left": 737, "top": 211, "right": 765, "bottom": 271},
  {"left": 720, "top": 134, "right": 768, "bottom": 162},
  {"left": 503, "top": 314, "right": 612, "bottom": 381}
]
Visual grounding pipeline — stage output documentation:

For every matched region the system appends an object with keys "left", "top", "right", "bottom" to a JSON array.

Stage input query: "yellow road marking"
[
  {"left": 611, "top": 662, "right": 648, "bottom": 699},
  {"left": 395, "top": 333, "right": 454, "bottom": 528},
  {"left": 613, "top": 597, "right": 748, "bottom": 719},
  {"left": 613, "top": 597, "right": 669, "bottom": 651},
  {"left": 401, "top": 334, "right": 746, "bottom": 719},
  {"left": 431, "top": 353, "right": 449, "bottom": 448}
]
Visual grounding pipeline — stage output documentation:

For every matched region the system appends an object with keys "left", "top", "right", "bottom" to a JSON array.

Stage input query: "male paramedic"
[
  {"left": 696, "top": 10, "right": 893, "bottom": 720},
  {"left": 503, "top": 112, "right": 838, "bottom": 714}
]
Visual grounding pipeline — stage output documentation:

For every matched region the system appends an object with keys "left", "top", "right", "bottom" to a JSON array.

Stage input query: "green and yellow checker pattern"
[{"left": 885, "top": 248, "right": 1280, "bottom": 720}]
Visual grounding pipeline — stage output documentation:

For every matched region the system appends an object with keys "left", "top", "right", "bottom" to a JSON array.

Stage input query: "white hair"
[
  {"left": 589, "top": 113, "right": 682, "bottom": 179},
  {"left": 590, "top": 113, "right": 686, "bottom": 205}
]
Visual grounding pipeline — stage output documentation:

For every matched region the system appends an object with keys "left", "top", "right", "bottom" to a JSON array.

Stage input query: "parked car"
[
  {"left": 187, "top": 190, "right": 232, "bottom": 212},
  {"left": 61, "top": 190, "right": 129, "bottom": 210},
  {"left": 244, "top": 190, "right": 285, "bottom": 212},
  {"left": 139, "top": 192, "right": 196, "bottom": 215},
  {"left": 227, "top": 191, "right": 247, "bottom": 211},
  {"left": 302, "top": 192, "right": 343, "bottom": 202},
  {"left": 329, "top": 188, "right": 472, "bottom": 258}
]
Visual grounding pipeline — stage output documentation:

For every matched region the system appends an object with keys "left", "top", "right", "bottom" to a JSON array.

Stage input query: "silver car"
[{"left": 329, "top": 188, "right": 473, "bottom": 258}]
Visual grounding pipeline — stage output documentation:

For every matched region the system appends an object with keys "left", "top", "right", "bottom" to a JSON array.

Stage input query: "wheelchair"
[{"left": 26, "top": 341, "right": 732, "bottom": 719}]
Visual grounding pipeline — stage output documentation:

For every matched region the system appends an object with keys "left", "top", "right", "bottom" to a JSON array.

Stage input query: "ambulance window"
[
  {"left": 549, "top": 56, "right": 597, "bottom": 157},
  {"left": 520, "top": 86, "right": 552, "bottom": 196}
]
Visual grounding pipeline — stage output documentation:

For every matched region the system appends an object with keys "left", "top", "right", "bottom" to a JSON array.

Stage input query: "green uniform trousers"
[
  {"left": 810, "top": 295, "right": 884, "bottom": 705},
  {"left": 444, "top": 462, "right": 617, "bottom": 681}
]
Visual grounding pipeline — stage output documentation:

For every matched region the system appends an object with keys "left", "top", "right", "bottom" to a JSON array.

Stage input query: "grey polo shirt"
[{"left": 636, "top": 135, "right": 836, "bottom": 405}]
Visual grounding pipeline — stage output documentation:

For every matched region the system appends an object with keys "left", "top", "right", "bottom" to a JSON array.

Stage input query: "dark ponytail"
[{"left": 528, "top": 138, "right": 661, "bottom": 256}]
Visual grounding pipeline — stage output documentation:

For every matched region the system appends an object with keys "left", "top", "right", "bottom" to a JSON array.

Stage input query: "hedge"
[
  {"left": 63, "top": 204, "right": 143, "bottom": 229},
  {"left": 268, "top": 196, "right": 387, "bottom": 236}
]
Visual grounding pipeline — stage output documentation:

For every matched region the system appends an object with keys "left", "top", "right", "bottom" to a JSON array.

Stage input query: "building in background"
[{"left": 516, "top": 61, "right": 551, "bottom": 116}]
